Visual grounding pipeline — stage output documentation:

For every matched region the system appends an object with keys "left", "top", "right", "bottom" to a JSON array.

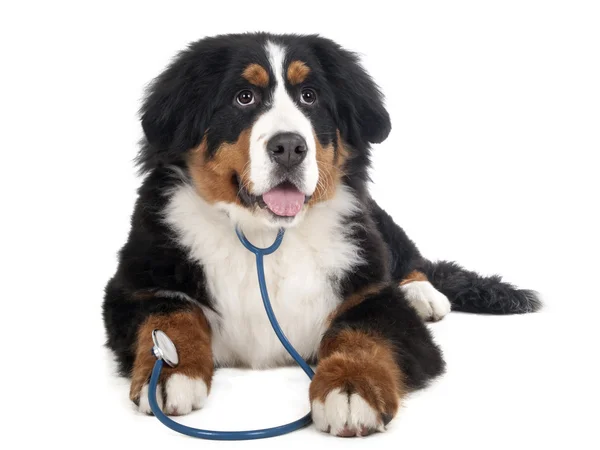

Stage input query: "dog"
[{"left": 103, "top": 33, "right": 541, "bottom": 437}]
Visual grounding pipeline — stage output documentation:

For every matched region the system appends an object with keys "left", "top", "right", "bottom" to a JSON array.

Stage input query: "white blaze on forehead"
[{"left": 248, "top": 41, "right": 319, "bottom": 195}]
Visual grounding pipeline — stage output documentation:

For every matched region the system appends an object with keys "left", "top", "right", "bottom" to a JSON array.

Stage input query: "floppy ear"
[
  {"left": 309, "top": 36, "right": 391, "bottom": 147},
  {"left": 137, "top": 41, "right": 228, "bottom": 172}
]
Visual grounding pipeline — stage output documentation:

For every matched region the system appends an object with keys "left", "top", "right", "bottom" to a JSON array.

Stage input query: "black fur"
[
  {"left": 420, "top": 260, "right": 541, "bottom": 314},
  {"left": 368, "top": 198, "right": 423, "bottom": 281}
]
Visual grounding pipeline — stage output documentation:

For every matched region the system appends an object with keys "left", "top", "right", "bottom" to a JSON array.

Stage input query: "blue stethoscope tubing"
[{"left": 148, "top": 228, "right": 315, "bottom": 440}]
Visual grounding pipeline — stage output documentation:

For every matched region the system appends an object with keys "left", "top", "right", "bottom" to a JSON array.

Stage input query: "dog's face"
[{"left": 139, "top": 34, "right": 390, "bottom": 228}]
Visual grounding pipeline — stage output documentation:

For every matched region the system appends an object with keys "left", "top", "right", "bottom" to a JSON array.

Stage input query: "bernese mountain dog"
[{"left": 103, "top": 32, "right": 541, "bottom": 437}]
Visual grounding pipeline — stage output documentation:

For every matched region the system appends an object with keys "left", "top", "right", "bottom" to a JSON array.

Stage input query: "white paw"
[
  {"left": 401, "top": 281, "right": 451, "bottom": 321},
  {"left": 311, "top": 388, "right": 385, "bottom": 437},
  {"left": 137, "top": 374, "right": 208, "bottom": 416},
  {"left": 138, "top": 383, "right": 163, "bottom": 415}
]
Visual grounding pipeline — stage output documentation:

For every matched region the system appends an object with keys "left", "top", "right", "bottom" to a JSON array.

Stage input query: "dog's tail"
[{"left": 419, "top": 260, "right": 542, "bottom": 314}]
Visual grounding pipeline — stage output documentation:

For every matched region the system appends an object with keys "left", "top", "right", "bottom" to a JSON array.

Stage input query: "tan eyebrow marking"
[
  {"left": 242, "top": 63, "right": 269, "bottom": 87},
  {"left": 287, "top": 60, "right": 310, "bottom": 85}
]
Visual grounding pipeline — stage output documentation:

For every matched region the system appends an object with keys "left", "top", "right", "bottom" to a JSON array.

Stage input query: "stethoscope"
[{"left": 148, "top": 228, "right": 315, "bottom": 440}]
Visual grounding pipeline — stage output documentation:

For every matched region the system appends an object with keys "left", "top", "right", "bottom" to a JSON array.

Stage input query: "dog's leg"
[
  {"left": 104, "top": 284, "right": 213, "bottom": 416},
  {"left": 310, "top": 285, "right": 444, "bottom": 437},
  {"left": 129, "top": 306, "right": 213, "bottom": 416},
  {"left": 368, "top": 199, "right": 451, "bottom": 321}
]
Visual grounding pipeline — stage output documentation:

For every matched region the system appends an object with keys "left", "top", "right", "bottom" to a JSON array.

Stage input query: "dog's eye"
[
  {"left": 236, "top": 90, "right": 255, "bottom": 106},
  {"left": 300, "top": 88, "right": 317, "bottom": 105}
]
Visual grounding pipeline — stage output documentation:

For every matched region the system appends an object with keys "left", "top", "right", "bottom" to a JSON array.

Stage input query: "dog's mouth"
[
  {"left": 261, "top": 181, "right": 307, "bottom": 217},
  {"left": 235, "top": 176, "right": 309, "bottom": 218}
]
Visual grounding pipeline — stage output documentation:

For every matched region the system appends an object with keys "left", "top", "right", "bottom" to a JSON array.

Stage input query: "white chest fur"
[{"left": 164, "top": 183, "right": 362, "bottom": 368}]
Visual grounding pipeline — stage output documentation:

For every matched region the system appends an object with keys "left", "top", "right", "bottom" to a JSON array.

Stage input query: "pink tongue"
[{"left": 262, "top": 184, "right": 305, "bottom": 217}]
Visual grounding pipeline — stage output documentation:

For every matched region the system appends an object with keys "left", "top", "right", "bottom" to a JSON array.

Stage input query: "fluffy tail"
[{"left": 419, "top": 260, "right": 542, "bottom": 314}]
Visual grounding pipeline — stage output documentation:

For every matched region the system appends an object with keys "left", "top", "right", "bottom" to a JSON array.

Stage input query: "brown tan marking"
[
  {"left": 287, "top": 60, "right": 310, "bottom": 85},
  {"left": 242, "top": 63, "right": 269, "bottom": 88},
  {"left": 327, "top": 283, "right": 387, "bottom": 324},
  {"left": 399, "top": 270, "right": 428, "bottom": 285},
  {"left": 187, "top": 130, "right": 252, "bottom": 205},
  {"left": 309, "top": 130, "right": 349, "bottom": 205},
  {"left": 131, "top": 290, "right": 156, "bottom": 301},
  {"left": 310, "top": 329, "right": 405, "bottom": 428},
  {"left": 129, "top": 309, "right": 213, "bottom": 405}
]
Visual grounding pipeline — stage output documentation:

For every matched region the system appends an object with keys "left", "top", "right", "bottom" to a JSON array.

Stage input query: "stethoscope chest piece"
[{"left": 152, "top": 329, "right": 179, "bottom": 368}]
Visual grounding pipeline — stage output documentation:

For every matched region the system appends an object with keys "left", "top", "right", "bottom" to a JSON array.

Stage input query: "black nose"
[{"left": 266, "top": 132, "right": 307, "bottom": 169}]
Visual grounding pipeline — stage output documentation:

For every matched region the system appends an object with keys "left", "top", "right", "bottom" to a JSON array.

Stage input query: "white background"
[{"left": 1, "top": 1, "right": 599, "bottom": 448}]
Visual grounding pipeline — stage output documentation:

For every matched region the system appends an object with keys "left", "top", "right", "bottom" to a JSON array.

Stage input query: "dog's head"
[{"left": 138, "top": 33, "right": 390, "bottom": 228}]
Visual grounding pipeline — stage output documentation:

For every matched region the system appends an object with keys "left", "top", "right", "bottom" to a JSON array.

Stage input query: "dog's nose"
[{"left": 266, "top": 132, "right": 307, "bottom": 169}]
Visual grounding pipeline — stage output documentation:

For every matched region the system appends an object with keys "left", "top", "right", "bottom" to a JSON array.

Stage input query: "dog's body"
[{"left": 103, "top": 33, "right": 540, "bottom": 436}]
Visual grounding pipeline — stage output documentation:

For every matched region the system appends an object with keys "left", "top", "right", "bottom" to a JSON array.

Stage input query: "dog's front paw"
[
  {"left": 129, "top": 309, "right": 214, "bottom": 416},
  {"left": 134, "top": 373, "right": 209, "bottom": 416},
  {"left": 309, "top": 352, "right": 402, "bottom": 437}
]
